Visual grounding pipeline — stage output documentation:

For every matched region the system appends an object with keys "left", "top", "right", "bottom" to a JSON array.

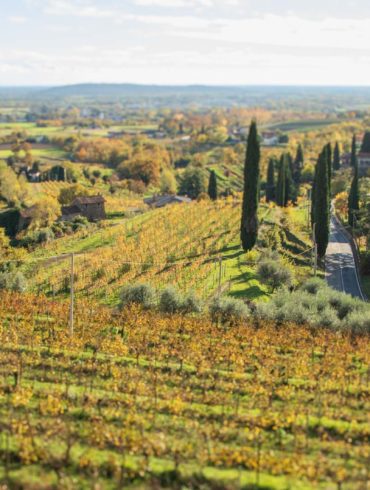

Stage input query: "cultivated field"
[
  {"left": 21, "top": 199, "right": 312, "bottom": 305},
  {"left": 0, "top": 291, "right": 368, "bottom": 489}
]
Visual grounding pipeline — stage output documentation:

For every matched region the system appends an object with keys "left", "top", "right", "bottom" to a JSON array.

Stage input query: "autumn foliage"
[{"left": 0, "top": 290, "right": 368, "bottom": 488}]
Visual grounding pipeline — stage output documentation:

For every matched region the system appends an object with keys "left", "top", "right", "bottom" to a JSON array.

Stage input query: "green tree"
[
  {"left": 311, "top": 162, "right": 318, "bottom": 228},
  {"left": 58, "top": 184, "right": 90, "bottom": 205},
  {"left": 360, "top": 131, "right": 370, "bottom": 152},
  {"left": 326, "top": 142, "right": 332, "bottom": 187},
  {"left": 285, "top": 154, "right": 296, "bottom": 204},
  {"left": 276, "top": 154, "right": 287, "bottom": 207},
  {"left": 266, "top": 158, "right": 275, "bottom": 203},
  {"left": 179, "top": 167, "right": 206, "bottom": 199},
  {"left": 208, "top": 169, "right": 218, "bottom": 201},
  {"left": 348, "top": 155, "right": 360, "bottom": 228},
  {"left": 333, "top": 142, "right": 340, "bottom": 171},
  {"left": 293, "top": 144, "right": 304, "bottom": 185},
  {"left": 350, "top": 134, "right": 357, "bottom": 168},
  {"left": 314, "top": 149, "right": 330, "bottom": 258},
  {"left": 160, "top": 169, "right": 177, "bottom": 195},
  {"left": 240, "top": 120, "right": 260, "bottom": 251}
]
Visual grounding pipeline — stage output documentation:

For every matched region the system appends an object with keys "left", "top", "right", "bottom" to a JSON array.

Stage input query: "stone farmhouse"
[
  {"left": 144, "top": 195, "right": 191, "bottom": 209},
  {"left": 61, "top": 195, "right": 106, "bottom": 221}
]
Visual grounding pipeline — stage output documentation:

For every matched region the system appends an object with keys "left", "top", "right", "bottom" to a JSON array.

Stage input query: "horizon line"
[{"left": 2, "top": 82, "right": 370, "bottom": 89}]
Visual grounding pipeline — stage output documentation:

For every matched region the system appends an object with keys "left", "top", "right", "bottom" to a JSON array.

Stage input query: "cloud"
[
  {"left": 7, "top": 16, "right": 28, "bottom": 24},
  {"left": 39, "top": 0, "right": 370, "bottom": 52},
  {"left": 3, "top": 0, "right": 370, "bottom": 85},
  {"left": 43, "top": 0, "right": 114, "bottom": 17},
  {"left": 1, "top": 42, "right": 369, "bottom": 86},
  {"left": 133, "top": 0, "right": 240, "bottom": 6}
]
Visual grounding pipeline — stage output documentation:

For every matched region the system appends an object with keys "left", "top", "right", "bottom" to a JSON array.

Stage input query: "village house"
[
  {"left": 341, "top": 152, "right": 352, "bottom": 167},
  {"left": 358, "top": 153, "right": 370, "bottom": 176},
  {"left": 341, "top": 152, "right": 370, "bottom": 175},
  {"left": 261, "top": 131, "right": 279, "bottom": 146},
  {"left": 19, "top": 165, "right": 42, "bottom": 183},
  {"left": 61, "top": 195, "right": 106, "bottom": 221},
  {"left": 17, "top": 206, "right": 36, "bottom": 232},
  {"left": 144, "top": 195, "right": 191, "bottom": 209}
]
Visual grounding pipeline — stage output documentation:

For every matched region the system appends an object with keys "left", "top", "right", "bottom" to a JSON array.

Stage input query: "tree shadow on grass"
[{"left": 229, "top": 271, "right": 268, "bottom": 300}]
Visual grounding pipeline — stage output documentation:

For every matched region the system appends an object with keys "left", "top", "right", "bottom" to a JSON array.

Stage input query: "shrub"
[
  {"left": 310, "top": 307, "right": 340, "bottom": 330},
  {"left": 37, "top": 228, "right": 55, "bottom": 244},
  {"left": 120, "top": 283, "right": 156, "bottom": 310},
  {"left": 72, "top": 216, "right": 89, "bottom": 232},
  {"left": 0, "top": 271, "right": 27, "bottom": 292},
  {"left": 323, "top": 290, "right": 361, "bottom": 320},
  {"left": 257, "top": 259, "right": 293, "bottom": 292},
  {"left": 209, "top": 296, "right": 250, "bottom": 325},
  {"left": 255, "top": 301, "right": 278, "bottom": 322},
  {"left": 159, "top": 287, "right": 203, "bottom": 315},
  {"left": 181, "top": 291, "right": 203, "bottom": 314},
  {"left": 344, "top": 311, "right": 370, "bottom": 335},
  {"left": 257, "top": 278, "right": 369, "bottom": 334},
  {"left": 159, "top": 287, "right": 183, "bottom": 314},
  {"left": 300, "top": 277, "right": 327, "bottom": 295}
]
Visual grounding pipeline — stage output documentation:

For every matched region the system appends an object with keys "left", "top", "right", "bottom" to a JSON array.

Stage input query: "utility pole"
[{"left": 69, "top": 253, "right": 74, "bottom": 337}]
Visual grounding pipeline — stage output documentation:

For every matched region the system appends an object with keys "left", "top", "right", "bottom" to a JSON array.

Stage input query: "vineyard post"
[
  {"left": 307, "top": 188, "right": 311, "bottom": 230},
  {"left": 218, "top": 256, "right": 222, "bottom": 297},
  {"left": 69, "top": 252, "right": 74, "bottom": 337}
]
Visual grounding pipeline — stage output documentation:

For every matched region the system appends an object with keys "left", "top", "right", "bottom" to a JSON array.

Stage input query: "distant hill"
[
  {"left": 38, "top": 83, "right": 370, "bottom": 99},
  {"left": 2, "top": 83, "right": 370, "bottom": 109}
]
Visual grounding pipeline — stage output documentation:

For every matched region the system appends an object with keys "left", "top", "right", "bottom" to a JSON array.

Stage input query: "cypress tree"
[
  {"left": 276, "top": 154, "right": 286, "bottom": 207},
  {"left": 208, "top": 169, "right": 218, "bottom": 201},
  {"left": 287, "top": 152, "right": 294, "bottom": 178},
  {"left": 285, "top": 154, "right": 297, "bottom": 204},
  {"left": 326, "top": 142, "right": 332, "bottom": 185},
  {"left": 311, "top": 162, "right": 318, "bottom": 228},
  {"left": 266, "top": 158, "right": 275, "bottom": 203},
  {"left": 360, "top": 131, "right": 370, "bottom": 152},
  {"left": 348, "top": 155, "right": 360, "bottom": 227},
  {"left": 293, "top": 144, "right": 304, "bottom": 185},
  {"left": 333, "top": 142, "right": 340, "bottom": 171},
  {"left": 314, "top": 150, "right": 330, "bottom": 258},
  {"left": 350, "top": 134, "right": 357, "bottom": 168},
  {"left": 240, "top": 120, "right": 260, "bottom": 251}
]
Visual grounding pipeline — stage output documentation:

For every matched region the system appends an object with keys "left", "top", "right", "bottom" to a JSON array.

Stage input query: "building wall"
[
  {"left": 358, "top": 157, "right": 370, "bottom": 176},
  {"left": 79, "top": 203, "right": 106, "bottom": 220}
]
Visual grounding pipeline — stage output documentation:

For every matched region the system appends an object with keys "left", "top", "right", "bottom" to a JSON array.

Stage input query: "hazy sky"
[{"left": 1, "top": 0, "right": 370, "bottom": 86}]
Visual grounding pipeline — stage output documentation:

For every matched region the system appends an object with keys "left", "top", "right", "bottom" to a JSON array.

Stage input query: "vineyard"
[
  {"left": 20, "top": 199, "right": 312, "bottom": 305},
  {"left": 0, "top": 291, "right": 369, "bottom": 489}
]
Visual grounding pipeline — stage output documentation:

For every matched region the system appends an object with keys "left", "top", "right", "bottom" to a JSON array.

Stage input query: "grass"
[{"left": 0, "top": 145, "right": 67, "bottom": 161}]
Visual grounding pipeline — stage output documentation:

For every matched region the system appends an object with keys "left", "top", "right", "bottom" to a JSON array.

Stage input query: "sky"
[{"left": 1, "top": 0, "right": 370, "bottom": 86}]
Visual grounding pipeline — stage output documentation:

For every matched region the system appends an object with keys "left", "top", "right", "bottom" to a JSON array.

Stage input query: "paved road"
[{"left": 325, "top": 217, "right": 365, "bottom": 299}]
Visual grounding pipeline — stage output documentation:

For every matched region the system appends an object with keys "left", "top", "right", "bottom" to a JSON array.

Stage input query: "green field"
[
  {"left": 264, "top": 120, "right": 338, "bottom": 133},
  {"left": 0, "top": 145, "right": 67, "bottom": 162}
]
